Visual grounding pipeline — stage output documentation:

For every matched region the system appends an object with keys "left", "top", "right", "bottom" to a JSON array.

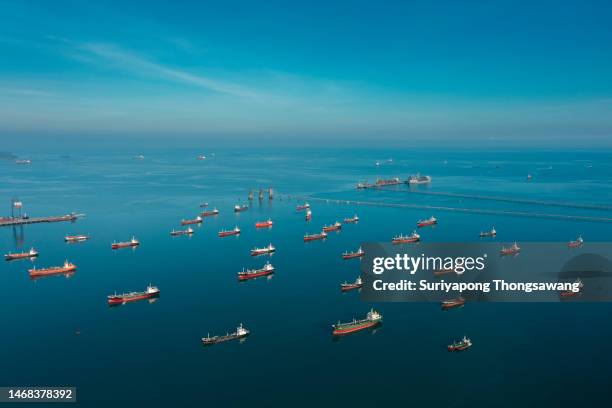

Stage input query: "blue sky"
[{"left": 1, "top": 0, "right": 612, "bottom": 144}]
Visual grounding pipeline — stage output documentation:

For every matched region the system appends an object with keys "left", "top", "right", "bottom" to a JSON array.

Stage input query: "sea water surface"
[{"left": 1, "top": 147, "right": 611, "bottom": 407}]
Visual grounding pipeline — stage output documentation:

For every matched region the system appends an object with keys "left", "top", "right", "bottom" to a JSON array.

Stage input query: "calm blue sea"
[{"left": 1, "top": 147, "right": 611, "bottom": 407}]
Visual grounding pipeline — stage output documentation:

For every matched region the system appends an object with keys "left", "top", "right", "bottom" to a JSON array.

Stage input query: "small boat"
[
  {"left": 238, "top": 262, "right": 275, "bottom": 281},
  {"left": 296, "top": 203, "right": 310, "bottom": 211},
  {"left": 29, "top": 260, "right": 76, "bottom": 278},
  {"left": 527, "top": 174, "right": 532, "bottom": 180},
  {"left": 251, "top": 244, "right": 275, "bottom": 256},
  {"left": 200, "top": 208, "right": 219, "bottom": 217},
  {"left": 343, "top": 215, "right": 359, "bottom": 223},
  {"left": 108, "top": 285, "right": 160, "bottom": 306},
  {"left": 111, "top": 237, "right": 140, "bottom": 249},
  {"left": 342, "top": 247, "right": 364, "bottom": 260},
  {"left": 202, "top": 324, "right": 250, "bottom": 346},
  {"left": 323, "top": 221, "right": 342, "bottom": 232},
  {"left": 417, "top": 216, "right": 437, "bottom": 228},
  {"left": 305, "top": 209, "right": 312, "bottom": 221},
  {"left": 304, "top": 232, "right": 327, "bottom": 242},
  {"left": 448, "top": 336, "right": 472, "bottom": 352},
  {"left": 197, "top": 155, "right": 206, "bottom": 160},
  {"left": 341, "top": 277, "right": 363, "bottom": 292},
  {"left": 234, "top": 204, "right": 248, "bottom": 213},
  {"left": 332, "top": 309, "right": 382, "bottom": 336},
  {"left": 218, "top": 227, "right": 241, "bottom": 237},
  {"left": 392, "top": 231, "right": 420, "bottom": 244},
  {"left": 406, "top": 174, "right": 432, "bottom": 185},
  {"left": 568, "top": 235, "right": 584, "bottom": 248},
  {"left": 255, "top": 219, "right": 273, "bottom": 228},
  {"left": 5, "top": 248, "right": 38, "bottom": 261},
  {"left": 181, "top": 216, "right": 202, "bottom": 225},
  {"left": 441, "top": 297, "right": 465, "bottom": 310},
  {"left": 268, "top": 187, "right": 274, "bottom": 200},
  {"left": 479, "top": 227, "right": 497, "bottom": 238},
  {"left": 15, "top": 159, "right": 31, "bottom": 165},
  {"left": 170, "top": 227, "right": 194, "bottom": 236},
  {"left": 560, "top": 278, "right": 584, "bottom": 298},
  {"left": 65, "top": 234, "right": 90, "bottom": 243},
  {"left": 500, "top": 242, "right": 520, "bottom": 256},
  {"left": 199, "top": 202, "right": 209, "bottom": 208}
]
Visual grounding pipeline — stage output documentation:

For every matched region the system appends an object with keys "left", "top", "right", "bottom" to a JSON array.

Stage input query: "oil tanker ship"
[
  {"left": 342, "top": 247, "right": 364, "bottom": 260},
  {"left": 251, "top": 244, "right": 275, "bottom": 256},
  {"left": 296, "top": 203, "right": 310, "bottom": 211},
  {"left": 29, "top": 260, "right": 76, "bottom": 278},
  {"left": 218, "top": 227, "right": 241, "bottom": 237},
  {"left": 111, "top": 237, "right": 140, "bottom": 249},
  {"left": 305, "top": 209, "right": 312, "bottom": 221},
  {"left": 202, "top": 324, "right": 250, "bottom": 346},
  {"left": 323, "top": 221, "right": 342, "bottom": 232},
  {"left": 65, "top": 234, "right": 89, "bottom": 243},
  {"left": 392, "top": 231, "right": 420, "bottom": 244},
  {"left": 448, "top": 336, "right": 472, "bottom": 352},
  {"left": 181, "top": 216, "right": 202, "bottom": 225},
  {"left": 343, "top": 215, "right": 359, "bottom": 223},
  {"left": 5, "top": 248, "right": 38, "bottom": 261},
  {"left": 341, "top": 277, "right": 363, "bottom": 292},
  {"left": 500, "top": 242, "right": 520, "bottom": 256},
  {"left": 332, "top": 309, "right": 382, "bottom": 336},
  {"left": 238, "top": 262, "right": 274, "bottom": 281},
  {"left": 107, "top": 285, "right": 160, "bottom": 306},
  {"left": 479, "top": 227, "right": 496, "bottom": 238},
  {"left": 255, "top": 219, "right": 273, "bottom": 228},
  {"left": 441, "top": 297, "right": 465, "bottom": 310},
  {"left": 304, "top": 231, "right": 327, "bottom": 242},
  {"left": 200, "top": 208, "right": 219, "bottom": 217},
  {"left": 568, "top": 235, "right": 584, "bottom": 248},
  {"left": 417, "top": 216, "right": 437, "bottom": 228},
  {"left": 170, "top": 227, "right": 194, "bottom": 236},
  {"left": 234, "top": 204, "right": 248, "bottom": 213}
]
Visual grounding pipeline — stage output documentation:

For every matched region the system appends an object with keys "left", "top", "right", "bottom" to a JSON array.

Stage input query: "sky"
[{"left": 1, "top": 0, "right": 612, "bottom": 145}]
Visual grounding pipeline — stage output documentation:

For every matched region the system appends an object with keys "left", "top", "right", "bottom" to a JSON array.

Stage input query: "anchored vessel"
[
  {"left": 332, "top": 309, "right": 382, "bottom": 336},
  {"left": 305, "top": 209, "right": 312, "bottom": 221},
  {"left": 392, "top": 231, "right": 420, "bottom": 244},
  {"left": 500, "top": 242, "right": 520, "bottom": 256},
  {"left": 342, "top": 247, "right": 364, "bottom": 260},
  {"left": 296, "top": 203, "right": 310, "bottom": 211},
  {"left": 251, "top": 244, "right": 275, "bottom": 256},
  {"left": 238, "top": 262, "right": 275, "bottom": 281},
  {"left": 200, "top": 208, "right": 219, "bottom": 217},
  {"left": 343, "top": 215, "right": 359, "bottom": 223},
  {"left": 441, "top": 297, "right": 465, "bottom": 310},
  {"left": 234, "top": 204, "right": 248, "bottom": 213},
  {"left": 406, "top": 174, "right": 432, "bottom": 185},
  {"left": 375, "top": 177, "right": 401, "bottom": 187},
  {"left": 304, "top": 231, "right": 327, "bottom": 242},
  {"left": 65, "top": 234, "right": 89, "bottom": 243},
  {"left": 5, "top": 248, "right": 38, "bottom": 261},
  {"left": 255, "top": 219, "right": 273, "bottom": 228},
  {"left": 108, "top": 285, "right": 160, "bottom": 306},
  {"left": 218, "top": 226, "right": 241, "bottom": 237},
  {"left": 568, "top": 236, "right": 584, "bottom": 248},
  {"left": 560, "top": 279, "right": 583, "bottom": 298},
  {"left": 29, "top": 260, "right": 76, "bottom": 278},
  {"left": 170, "top": 227, "right": 194, "bottom": 236},
  {"left": 112, "top": 237, "right": 140, "bottom": 249},
  {"left": 323, "top": 221, "right": 342, "bottom": 232},
  {"left": 479, "top": 227, "right": 497, "bottom": 238},
  {"left": 202, "top": 324, "right": 250, "bottom": 346},
  {"left": 181, "top": 216, "right": 202, "bottom": 225},
  {"left": 417, "top": 216, "right": 437, "bottom": 228},
  {"left": 199, "top": 202, "right": 209, "bottom": 208},
  {"left": 448, "top": 336, "right": 472, "bottom": 352},
  {"left": 341, "top": 277, "right": 364, "bottom": 292}
]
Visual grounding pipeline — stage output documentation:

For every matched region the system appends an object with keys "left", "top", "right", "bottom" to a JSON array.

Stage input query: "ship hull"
[
  {"left": 29, "top": 265, "right": 76, "bottom": 277},
  {"left": 332, "top": 320, "right": 381, "bottom": 336},
  {"left": 112, "top": 243, "right": 139, "bottom": 249},
  {"left": 441, "top": 300, "right": 465, "bottom": 310},
  {"left": 342, "top": 253, "right": 364, "bottom": 260},
  {"left": 341, "top": 284, "right": 363, "bottom": 292},
  {"left": 255, "top": 222, "right": 273, "bottom": 228},
  {"left": 417, "top": 221, "right": 437, "bottom": 228},
  {"left": 201, "top": 211, "right": 218, "bottom": 217},
  {"left": 238, "top": 269, "right": 274, "bottom": 281},
  {"left": 568, "top": 242, "right": 582, "bottom": 248},
  {"left": 448, "top": 344, "right": 470, "bottom": 352},
  {"left": 5, "top": 253, "right": 38, "bottom": 261},
  {"left": 219, "top": 231, "right": 240, "bottom": 237},
  {"left": 181, "top": 220, "right": 202, "bottom": 225},
  {"left": 304, "top": 235, "right": 326, "bottom": 242},
  {"left": 392, "top": 238, "right": 419, "bottom": 244},
  {"left": 202, "top": 333, "right": 249, "bottom": 346},
  {"left": 251, "top": 250, "right": 275, "bottom": 256},
  {"left": 323, "top": 226, "right": 341, "bottom": 232},
  {"left": 108, "top": 291, "right": 159, "bottom": 306}
]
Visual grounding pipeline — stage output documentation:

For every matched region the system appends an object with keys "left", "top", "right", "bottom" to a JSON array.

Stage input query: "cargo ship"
[
  {"left": 251, "top": 244, "right": 275, "bottom": 256},
  {"left": 448, "top": 336, "right": 472, "bottom": 352},
  {"left": 111, "top": 237, "right": 140, "bottom": 249},
  {"left": 343, "top": 215, "right": 359, "bottom": 223},
  {"left": 65, "top": 234, "right": 89, "bottom": 243},
  {"left": 304, "top": 231, "right": 327, "bottom": 242},
  {"left": 170, "top": 227, "right": 194, "bottom": 236},
  {"left": 500, "top": 242, "right": 520, "bottom": 256},
  {"left": 560, "top": 278, "right": 583, "bottom": 298},
  {"left": 181, "top": 216, "right": 202, "bottom": 225},
  {"left": 107, "top": 285, "right": 160, "bottom": 306},
  {"left": 234, "top": 204, "right": 248, "bottom": 213},
  {"left": 441, "top": 297, "right": 465, "bottom": 310},
  {"left": 342, "top": 247, "right": 364, "bottom": 260},
  {"left": 332, "top": 309, "right": 382, "bottom": 336},
  {"left": 202, "top": 324, "right": 250, "bottom": 346},
  {"left": 218, "top": 226, "right": 241, "bottom": 237},
  {"left": 296, "top": 203, "right": 310, "bottom": 211},
  {"left": 323, "top": 221, "right": 342, "bottom": 232},
  {"left": 568, "top": 235, "right": 584, "bottom": 248},
  {"left": 341, "top": 277, "right": 363, "bottom": 292},
  {"left": 255, "top": 219, "right": 273, "bottom": 228},
  {"left": 375, "top": 177, "right": 401, "bottom": 187},
  {"left": 479, "top": 227, "right": 497, "bottom": 238},
  {"left": 200, "top": 208, "right": 219, "bottom": 217},
  {"left": 5, "top": 248, "right": 38, "bottom": 261},
  {"left": 29, "top": 260, "right": 76, "bottom": 278},
  {"left": 238, "top": 262, "right": 275, "bottom": 281},
  {"left": 417, "top": 216, "right": 437, "bottom": 228},
  {"left": 305, "top": 209, "right": 312, "bottom": 221},
  {"left": 406, "top": 174, "right": 432, "bottom": 185},
  {"left": 392, "top": 231, "right": 420, "bottom": 244}
]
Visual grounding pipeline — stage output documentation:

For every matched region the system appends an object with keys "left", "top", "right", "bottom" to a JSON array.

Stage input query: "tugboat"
[
  {"left": 238, "top": 262, "right": 275, "bottom": 281},
  {"left": 111, "top": 237, "right": 140, "bottom": 249},
  {"left": 560, "top": 278, "right": 584, "bottom": 298},
  {"left": 323, "top": 221, "right": 342, "bottom": 232},
  {"left": 332, "top": 309, "right": 382, "bottom": 336},
  {"left": 417, "top": 216, "right": 437, "bottom": 228},
  {"left": 170, "top": 227, "right": 194, "bottom": 236},
  {"left": 65, "top": 234, "right": 90, "bottom": 243},
  {"left": 447, "top": 336, "right": 472, "bottom": 352},
  {"left": 234, "top": 204, "right": 248, "bottom": 213},
  {"left": 342, "top": 247, "right": 365, "bottom": 260},
  {"left": 255, "top": 219, "right": 273, "bottom": 228},
  {"left": 441, "top": 297, "right": 465, "bottom": 310},
  {"left": 202, "top": 324, "right": 250, "bottom": 346},
  {"left": 568, "top": 235, "right": 584, "bottom": 248},
  {"left": 392, "top": 231, "right": 420, "bottom": 244},
  {"left": 406, "top": 174, "right": 432, "bottom": 185},
  {"left": 296, "top": 203, "right": 310, "bottom": 211},
  {"left": 343, "top": 215, "right": 359, "bottom": 223},
  {"left": 200, "top": 208, "right": 219, "bottom": 217},
  {"left": 107, "top": 285, "right": 160, "bottom": 306},
  {"left": 304, "top": 231, "right": 327, "bottom": 242},
  {"left": 29, "top": 260, "right": 76, "bottom": 278},
  {"left": 500, "top": 242, "right": 520, "bottom": 256},
  {"left": 181, "top": 216, "right": 202, "bottom": 225},
  {"left": 5, "top": 248, "right": 38, "bottom": 261},
  {"left": 479, "top": 227, "right": 497, "bottom": 238},
  {"left": 341, "top": 277, "right": 364, "bottom": 292},
  {"left": 251, "top": 244, "right": 276, "bottom": 256},
  {"left": 305, "top": 209, "right": 312, "bottom": 221},
  {"left": 218, "top": 227, "right": 241, "bottom": 237}
]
